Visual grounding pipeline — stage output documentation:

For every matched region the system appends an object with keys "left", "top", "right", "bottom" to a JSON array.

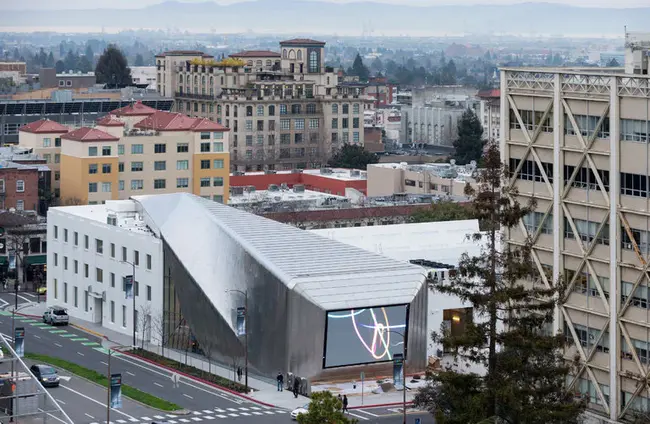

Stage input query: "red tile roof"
[
  {"left": 96, "top": 115, "right": 125, "bottom": 127},
  {"left": 230, "top": 50, "right": 281, "bottom": 58},
  {"left": 134, "top": 111, "right": 228, "bottom": 132},
  {"left": 280, "top": 38, "right": 326, "bottom": 46},
  {"left": 111, "top": 101, "right": 158, "bottom": 117},
  {"left": 61, "top": 127, "right": 120, "bottom": 142},
  {"left": 19, "top": 119, "right": 69, "bottom": 134},
  {"left": 477, "top": 89, "right": 500, "bottom": 98}
]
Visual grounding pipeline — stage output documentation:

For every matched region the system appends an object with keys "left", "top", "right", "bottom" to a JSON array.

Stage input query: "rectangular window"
[
  {"left": 177, "top": 143, "right": 189, "bottom": 153},
  {"left": 63, "top": 282, "right": 68, "bottom": 303},
  {"left": 564, "top": 217, "right": 609, "bottom": 245},
  {"left": 88, "top": 164, "right": 98, "bottom": 174},
  {"left": 110, "top": 272, "right": 115, "bottom": 288},
  {"left": 131, "top": 180, "right": 144, "bottom": 190},
  {"left": 245, "top": 120, "right": 253, "bottom": 131},
  {"left": 213, "top": 142, "right": 224, "bottom": 152},
  {"left": 294, "top": 119, "right": 305, "bottom": 130},
  {"left": 332, "top": 104, "right": 339, "bottom": 114},
  {"left": 74, "top": 232, "right": 78, "bottom": 245},
  {"left": 43, "top": 137, "right": 51, "bottom": 147},
  {"left": 154, "top": 143, "right": 166, "bottom": 153},
  {"left": 122, "top": 247, "right": 127, "bottom": 262},
  {"left": 309, "top": 118, "right": 319, "bottom": 129},
  {"left": 280, "top": 119, "right": 290, "bottom": 130},
  {"left": 147, "top": 285, "right": 152, "bottom": 301},
  {"left": 213, "top": 177, "right": 224, "bottom": 187},
  {"left": 96, "top": 267, "right": 103, "bottom": 283},
  {"left": 213, "top": 132, "right": 224, "bottom": 140},
  {"left": 343, "top": 104, "right": 349, "bottom": 114},
  {"left": 102, "top": 182, "right": 112, "bottom": 193},
  {"left": 85, "top": 236, "right": 89, "bottom": 251},
  {"left": 88, "top": 182, "right": 98, "bottom": 193},
  {"left": 64, "top": 229, "right": 68, "bottom": 242},
  {"left": 353, "top": 117, "right": 360, "bottom": 129},
  {"left": 176, "top": 178, "right": 189, "bottom": 188},
  {"left": 16, "top": 180, "right": 24, "bottom": 192},
  {"left": 280, "top": 104, "right": 287, "bottom": 115},
  {"left": 621, "top": 281, "right": 650, "bottom": 309},
  {"left": 134, "top": 250, "right": 139, "bottom": 266},
  {"left": 74, "top": 260, "right": 78, "bottom": 274},
  {"left": 119, "top": 180, "right": 124, "bottom": 191},
  {"left": 131, "top": 144, "right": 144, "bottom": 154},
  {"left": 154, "top": 179, "right": 166, "bottom": 189},
  {"left": 564, "top": 114, "right": 610, "bottom": 139},
  {"left": 200, "top": 132, "right": 210, "bottom": 140},
  {"left": 102, "top": 146, "right": 112, "bottom": 156},
  {"left": 74, "top": 286, "right": 78, "bottom": 307},
  {"left": 64, "top": 256, "right": 68, "bottom": 270},
  {"left": 508, "top": 158, "right": 554, "bottom": 183},
  {"left": 118, "top": 144, "right": 124, "bottom": 155},
  {"left": 523, "top": 211, "right": 553, "bottom": 234},
  {"left": 213, "top": 195, "right": 224, "bottom": 203},
  {"left": 54, "top": 278, "right": 58, "bottom": 299},
  {"left": 175, "top": 160, "right": 189, "bottom": 170},
  {"left": 110, "top": 301, "right": 115, "bottom": 322},
  {"left": 122, "top": 305, "right": 127, "bottom": 327},
  {"left": 55, "top": 154, "right": 60, "bottom": 164},
  {"left": 200, "top": 160, "right": 210, "bottom": 169},
  {"left": 353, "top": 103, "right": 360, "bottom": 114},
  {"left": 151, "top": 161, "right": 166, "bottom": 171},
  {"left": 88, "top": 146, "right": 98, "bottom": 156},
  {"left": 84, "top": 263, "right": 89, "bottom": 278},
  {"left": 620, "top": 119, "right": 649, "bottom": 143},
  {"left": 95, "top": 239, "right": 103, "bottom": 254},
  {"left": 200, "top": 178, "right": 210, "bottom": 187},
  {"left": 353, "top": 132, "right": 360, "bottom": 143},
  {"left": 213, "top": 159, "right": 224, "bottom": 169},
  {"left": 146, "top": 254, "right": 152, "bottom": 270},
  {"left": 621, "top": 172, "right": 649, "bottom": 198},
  {"left": 563, "top": 165, "right": 609, "bottom": 191},
  {"left": 110, "top": 243, "right": 115, "bottom": 258},
  {"left": 118, "top": 162, "right": 124, "bottom": 172},
  {"left": 102, "top": 163, "right": 112, "bottom": 174},
  {"left": 342, "top": 118, "right": 349, "bottom": 129},
  {"left": 200, "top": 142, "right": 210, "bottom": 152},
  {"left": 131, "top": 162, "right": 143, "bottom": 172}
]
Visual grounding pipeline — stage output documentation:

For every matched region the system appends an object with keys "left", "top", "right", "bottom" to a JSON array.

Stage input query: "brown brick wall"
[{"left": 0, "top": 168, "right": 40, "bottom": 212}]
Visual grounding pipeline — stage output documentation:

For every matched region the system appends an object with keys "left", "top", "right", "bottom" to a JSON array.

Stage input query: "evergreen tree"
[
  {"left": 12, "top": 48, "right": 20, "bottom": 60},
  {"left": 55, "top": 60, "right": 65, "bottom": 73},
  {"left": 95, "top": 44, "right": 132, "bottom": 87},
  {"left": 414, "top": 142, "right": 585, "bottom": 424},
  {"left": 78, "top": 55, "right": 93, "bottom": 73},
  {"left": 328, "top": 144, "right": 378, "bottom": 170},
  {"left": 46, "top": 52, "right": 55, "bottom": 68},
  {"left": 452, "top": 108, "right": 485, "bottom": 165},
  {"left": 347, "top": 53, "right": 370, "bottom": 81},
  {"left": 63, "top": 50, "right": 78, "bottom": 71},
  {"left": 134, "top": 53, "right": 145, "bottom": 67},
  {"left": 297, "top": 391, "right": 356, "bottom": 424}
]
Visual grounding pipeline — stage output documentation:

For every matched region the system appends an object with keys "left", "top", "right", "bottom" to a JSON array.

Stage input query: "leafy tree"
[
  {"left": 297, "top": 391, "right": 356, "bottom": 424},
  {"left": 328, "top": 144, "right": 378, "bottom": 170},
  {"left": 452, "top": 108, "right": 484, "bottom": 165},
  {"left": 414, "top": 142, "right": 585, "bottom": 424},
  {"left": 134, "top": 54, "right": 145, "bottom": 67},
  {"left": 347, "top": 53, "right": 370, "bottom": 81},
  {"left": 95, "top": 44, "right": 132, "bottom": 87},
  {"left": 410, "top": 200, "right": 475, "bottom": 223}
]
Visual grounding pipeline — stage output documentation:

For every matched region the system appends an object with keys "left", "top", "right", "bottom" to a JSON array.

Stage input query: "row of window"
[
  {"left": 115, "top": 159, "right": 224, "bottom": 174},
  {"left": 41, "top": 137, "right": 62, "bottom": 148},
  {"left": 0, "top": 179, "right": 25, "bottom": 193},
  {"left": 331, "top": 117, "right": 360, "bottom": 129},
  {"left": 115, "top": 176, "right": 224, "bottom": 191},
  {"left": 564, "top": 322, "right": 609, "bottom": 353}
]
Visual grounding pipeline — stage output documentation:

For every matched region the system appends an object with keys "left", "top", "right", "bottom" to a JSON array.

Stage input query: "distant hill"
[{"left": 0, "top": 0, "right": 646, "bottom": 36}]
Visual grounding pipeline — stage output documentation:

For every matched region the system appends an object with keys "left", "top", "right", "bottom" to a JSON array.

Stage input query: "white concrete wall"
[{"left": 47, "top": 203, "right": 164, "bottom": 345}]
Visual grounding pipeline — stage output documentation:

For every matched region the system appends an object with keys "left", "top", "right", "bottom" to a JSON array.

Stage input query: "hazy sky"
[{"left": 4, "top": 0, "right": 647, "bottom": 9}]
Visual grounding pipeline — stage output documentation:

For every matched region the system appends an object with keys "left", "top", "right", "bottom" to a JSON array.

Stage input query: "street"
[{"left": 0, "top": 292, "right": 433, "bottom": 424}]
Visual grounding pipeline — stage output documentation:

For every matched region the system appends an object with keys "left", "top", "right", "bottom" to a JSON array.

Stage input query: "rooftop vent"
[
  {"left": 232, "top": 171, "right": 244, "bottom": 176},
  {"left": 230, "top": 186, "right": 245, "bottom": 196},
  {"left": 244, "top": 185, "right": 256, "bottom": 193},
  {"left": 265, "top": 170, "right": 277, "bottom": 175},
  {"left": 293, "top": 184, "right": 305, "bottom": 193},
  {"left": 320, "top": 167, "right": 334, "bottom": 174},
  {"left": 280, "top": 183, "right": 289, "bottom": 190},
  {"left": 107, "top": 214, "right": 117, "bottom": 226},
  {"left": 268, "top": 184, "right": 279, "bottom": 192},
  {"left": 350, "top": 170, "right": 361, "bottom": 177}
]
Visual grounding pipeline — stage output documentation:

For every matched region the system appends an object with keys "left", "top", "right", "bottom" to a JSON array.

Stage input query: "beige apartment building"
[
  {"left": 366, "top": 162, "right": 477, "bottom": 198},
  {"left": 156, "top": 39, "right": 373, "bottom": 172},
  {"left": 501, "top": 31, "right": 650, "bottom": 422},
  {"left": 18, "top": 102, "right": 230, "bottom": 205}
]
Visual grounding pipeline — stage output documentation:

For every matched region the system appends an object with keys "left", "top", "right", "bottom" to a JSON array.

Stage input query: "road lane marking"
[
  {"left": 101, "top": 361, "right": 108, "bottom": 366},
  {"left": 82, "top": 342, "right": 101, "bottom": 346},
  {"left": 85, "top": 413, "right": 95, "bottom": 419},
  {"left": 77, "top": 352, "right": 84, "bottom": 356},
  {"left": 54, "top": 342, "right": 62, "bottom": 347},
  {"left": 60, "top": 334, "right": 78, "bottom": 337},
  {"left": 357, "top": 409, "right": 380, "bottom": 417},
  {"left": 49, "top": 330, "right": 67, "bottom": 334},
  {"left": 154, "top": 382, "right": 163, "bottom": 387},
  {"left": 116, "top": 420, "right": 126, "bottom": 423},
  {"left": 23, "top": 293, "right": 36, "bottom": 298},
  {"left": 227, "top": 414, "right": 239, "bottom": 417},
  {"left": 126, "top": 371, "right": 135, "bottom": 376},
  {"left": 33, "top": 334, "right": 41, "bottom": 339},
  {"left": 38, "top": 407, "right": 68, "bottom": 424},
  {"left": 55, "top": 399, "right": 65, "bottom": 404},
  {"left": 215, "top": 415, "right": 227, "bottom": 418},
  {"left": 183, "top": 393, "right": 193, "bottom": 399},
  {"left": 70, "top": 337, "right": 89, "bottom": 341},
  {"left": 348, "top": 411, "right": 369, "bottom": 420}
]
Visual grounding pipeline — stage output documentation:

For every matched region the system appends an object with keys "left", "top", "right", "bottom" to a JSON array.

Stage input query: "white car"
[{"left": 290, "top": 404, "right": 309, "bottom": 420}]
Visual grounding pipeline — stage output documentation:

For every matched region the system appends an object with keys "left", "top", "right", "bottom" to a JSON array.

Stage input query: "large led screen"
[{"left": 323, "top": 304, "right": 409, "bottom": 368}]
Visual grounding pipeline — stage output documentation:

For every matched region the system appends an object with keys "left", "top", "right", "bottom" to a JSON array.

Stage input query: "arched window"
[
  {"left": 309, "top": 51, "right": 318, "bottom": 73},
  {"left": 256, "top": 60, "right": 262, "bottom": 67},
  {"left": 194, "top": 75, "right": 198, "bottom": 85},
  {"left": 226, "top": 105, "right": 230, "bottom": 116},
  {"left": 266, "top": 60, "right": 272, "bottom": 67},
  {"left": 246, "top": 106, "right": 253, "bottom": 116},
  {"left": 247, "top": 60, "right": 253, "bottom": 66},
  {"left": 289, "top": 50, "right": 296, "bottom": 60},
  {"left": 179, "top": 75, "right": 183, "bottom": 83},
  {"left": 297, "top": 50, "right": 303, "bottom": 61},
  {"left": 201, "top": 76, "right": 205, "bottom": 85},
  {"left": 283, "top": 49, "right": 288, "bottom": 59},
  {"left": 209, "top": 76, "right": 213, "bottom": 86}
]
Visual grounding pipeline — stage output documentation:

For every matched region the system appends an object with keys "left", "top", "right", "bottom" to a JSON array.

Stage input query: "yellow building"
[{"left": 19, "top": 101, "right": 231, "bottom": 205}]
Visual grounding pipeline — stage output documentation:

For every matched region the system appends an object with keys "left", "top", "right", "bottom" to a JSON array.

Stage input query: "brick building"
[{"left": 230, "top": 167, "right": 367, "bottom": 195}]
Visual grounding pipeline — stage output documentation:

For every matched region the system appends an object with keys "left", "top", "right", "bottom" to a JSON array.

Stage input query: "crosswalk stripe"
[
  {"left": 238, "top": 407, "right": 249, "bottom": 411},
  {"left": 141, "top": 417, "right": 151, "bottom": 421},
  {"left": 191, "top": 418, "right": 202, "bottom": 421},
  {"left": 226, "top": 408, "right": 237, "bottom": 412},
  {"left": 128, "top": 419, "right": 139, "bottom": 423},
  {"left": 249, "top": 407, "right": 260, "bottom": 410},
  {"left": 252, "top": 411, "right": 263, "bottom": 415},
  {"left": 215, "top": 415, "right": 227, "bottom": 419},
  {"left": 348, "top": 412, "right": 370, "bottom": 421},
  {"left": 240, "top": 412, "right": 250, "bottom": 416},
  {"left": 214, "top": 409, "right": 225, "bottom": 413},
  {"left": 178, "top": 419, "right": 190, "bottom": 423},
  {"left": 202, "top": 410, "right": 213, "bottom": 414},
  {"left": 116, "top": 420, "right": 126, "bottom": 423},
  {"left": 264, "top": 411, "right": 274, "bottom": 415},
  {"left": 167, "top": 421, "right": 176, "bottom": 424},
  {"left": 204, "top": 416, "right": 214, "bottom": 420},
  {"left": 154, "top": 416, "right": 165, "bottom": 419},
  {"left": 227, "top": 413, "right": 239, "bottom": 417}
]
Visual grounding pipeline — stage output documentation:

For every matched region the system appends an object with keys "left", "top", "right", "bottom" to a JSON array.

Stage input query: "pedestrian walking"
[
  {"left": 337, "top": 394, "right": 343, "bottom": 411},
  {"left": 293, "top": 378, "right": 300, "bottom": 398},
  {"left": 237, "top": 366, "right": 242, "bottom": 382},
  {"left": 342, "top": 395, "right": 348, "bottom": 413},
  {"left": 276, "top": 372, "right": 284, "bottom": 391}
]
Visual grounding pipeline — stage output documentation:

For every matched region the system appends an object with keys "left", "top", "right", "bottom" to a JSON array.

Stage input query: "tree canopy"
[
  {"left": 410, "top": 200, "right": 475, "bottom": 224},
  {"left": 297, "top": 391, "right": 356, "bottom": 424},
  {"left": 328, "top": 144, "right": 379, "bottom": 170},
  {"left": 95, "top": 44, "right": 132, "bottom": 87},
  {"left": 452, "top": 108, "right": 485, "bottom": 165},
  {"left": 347, "top": 53, "right": 370, "bottom": 81},
  {"left": 414, "top": 142, "right": 585, "bottom": 424}
]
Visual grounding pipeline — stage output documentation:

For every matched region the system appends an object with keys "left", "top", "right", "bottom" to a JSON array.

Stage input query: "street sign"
[
  {"left": 360, "top": 371, "right": 364, "bottom": 380},
  {"left": 110, "top": 373, "right": 122, "bottom": 409},
  {"left": 393, "top": 353, "right": 404, "bottom": 390},
  {"left": 124, "top": 276, "right": 134, "bottom": 299},
  {"left": 14, "top": 327, "right": 24, "bottom": 357},
  {"left": 236, "top": 307, "right": 246, "bottom": 336}
]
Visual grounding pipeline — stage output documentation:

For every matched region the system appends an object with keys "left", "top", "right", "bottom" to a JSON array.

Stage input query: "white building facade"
[{"left": 46, "top": 201, "right": 163, "bottom": 345}]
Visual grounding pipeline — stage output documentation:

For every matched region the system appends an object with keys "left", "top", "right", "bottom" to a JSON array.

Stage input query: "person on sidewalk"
[
  {"left": 276, "top": 372, "right": 284, "bottom": 391},
  {"left": 293, "top": 378, "right": 300, "bottom": 398},
  {"left": 337, "top": 394, "right": 343, "bottom": 411},
  {"left": 342, "top": 395, "right": 349, "bottom": 414},
  {"left": 237, "top": 366, "right": 242, "bottom": 382}
]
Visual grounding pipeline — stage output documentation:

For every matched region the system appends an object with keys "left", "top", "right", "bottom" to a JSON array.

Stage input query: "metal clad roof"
[{"left": 134, "top": 193, "right": 426, "bottom": 310}]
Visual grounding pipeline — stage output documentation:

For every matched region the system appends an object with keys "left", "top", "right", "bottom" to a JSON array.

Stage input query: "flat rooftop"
[
  {"left": 233, "top": 168, "right": 367, "bottom": 181},
  {"left": 229, "top": 188, "right": 348, "bottom": 205},
  {"left": 371, "top": 162, "right": 479, "bottom": 181},
  {"left": 52, "top": 201, "right": 154, "bottom": 236}
]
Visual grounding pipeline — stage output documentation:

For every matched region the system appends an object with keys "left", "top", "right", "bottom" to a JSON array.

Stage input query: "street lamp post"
[
  {"left": 387, "top": 330, "right": 407, "bottom": 424},
  {"left": 107, "top": 345, "right": 129, "bottom": 424},
  {"left": 225, "top": 289, "right": 248, "bottom": 393},
  {"left": 122, "top": 261, "right": 136, "bottom": 348}
]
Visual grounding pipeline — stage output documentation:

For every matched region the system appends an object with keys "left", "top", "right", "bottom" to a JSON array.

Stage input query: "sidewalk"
[{"left": 11, "top": 302, "right": 417, "bottom": 409}]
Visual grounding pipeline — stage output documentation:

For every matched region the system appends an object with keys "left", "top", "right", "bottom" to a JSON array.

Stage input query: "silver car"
[{"left": 43, "top": 306, "right": 69, "bottom": 326}]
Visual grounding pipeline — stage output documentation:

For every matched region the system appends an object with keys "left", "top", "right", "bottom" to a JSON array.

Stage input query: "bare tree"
[
  {"left": 136, "top": 304, "right": 153, "bottom": 350},
  {"left": 61, "top": 197, "right": 83, "bottom": 206},
  {"left": 6, "top": 230, "right": 31, "bottom": 289}
]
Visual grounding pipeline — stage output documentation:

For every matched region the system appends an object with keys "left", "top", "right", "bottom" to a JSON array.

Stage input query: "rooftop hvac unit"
[
  {"left": 291, "top": 169, "right": 303, "bottom": 174},
  {"left": 106, "top": 214, "right": 117, "bottom": 226},
  {"left": 350, "top": 170, "right": 361, "bottom": 177},
  {"left": 265, "top": 170, "right": 277, "bottom": 175},
  {"left": 233, "top": 171, "right": 244, "bottom": 176},
  {"left": 280, "top": 183, "right": 289, "bottom": 190},
  {"left": 268, "top": 184, "right": 279, "bottom": 192},
  {"left": 320, "top": 167, "right": 334, "bottom": 174},
  {"left": 231, "top": 186, "right": 245, "bottom": 196},
  {"left": 245, "top": 185, "right": 256, "bottom": 193},
  {"left": 293, "top": 184, "right": 305, "bottom": 193}
]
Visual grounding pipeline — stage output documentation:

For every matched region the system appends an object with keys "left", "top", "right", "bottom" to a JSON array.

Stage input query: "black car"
[{"left": 30, "top": 364, "right": 60, "bottom": 387}]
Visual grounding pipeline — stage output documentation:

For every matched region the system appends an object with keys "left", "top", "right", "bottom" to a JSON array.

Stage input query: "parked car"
[
  {"left": 30, "top": 364, "right": 60, "bottom": 387},
  {"left": 43, "top": 306, "right": 69, "bottom": 326},
  {"left": 291, "top": 404, "right": 310, "bottom": 420}
]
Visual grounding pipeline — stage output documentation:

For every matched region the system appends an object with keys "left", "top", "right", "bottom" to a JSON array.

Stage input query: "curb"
[
  {"left": 70, "top": 323, "right": 108, "bottom": 340},
  {"left": 14, "top": 311, "right": 41, "bottom": 319},
  {"left": 118, "top": 350, "right": 277, "bottom": 408},
  {"left": 349, "top": 401, "right": 414, "bottom": 410}
]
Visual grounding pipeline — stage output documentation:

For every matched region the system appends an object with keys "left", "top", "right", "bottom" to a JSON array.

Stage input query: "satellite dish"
[
  {"left": 470, "top": 160, "right": 477, "bottom": 167},
  {"left": 450, "top": 159, "right": 456, "bottom": 166}
]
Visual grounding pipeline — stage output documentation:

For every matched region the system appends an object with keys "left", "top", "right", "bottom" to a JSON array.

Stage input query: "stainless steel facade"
[{"left": 135, "top": 193, "right": 428, "bottom": 379}]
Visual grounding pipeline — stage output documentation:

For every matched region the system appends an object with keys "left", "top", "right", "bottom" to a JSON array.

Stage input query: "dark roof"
[
  {"left": 230, "top": 50, "right": 281, "bottom": 58},
  {"left": 61, "top": 127, "right": 120, "bottom": 142},
  {"left": 280, "top": 38, "right": 326, "bottom": 46},
  {"left": 156, "top": 50, "right": 214, "bottom": 58},
  {"left": 134, "top": 111, "right": 228, "bottom": 132},
  {"left": 19, "top": 119, "right": 69, "bottom": 134},
  {"left": 0, "top": 211, "right": 37, "bottom": 228}
]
